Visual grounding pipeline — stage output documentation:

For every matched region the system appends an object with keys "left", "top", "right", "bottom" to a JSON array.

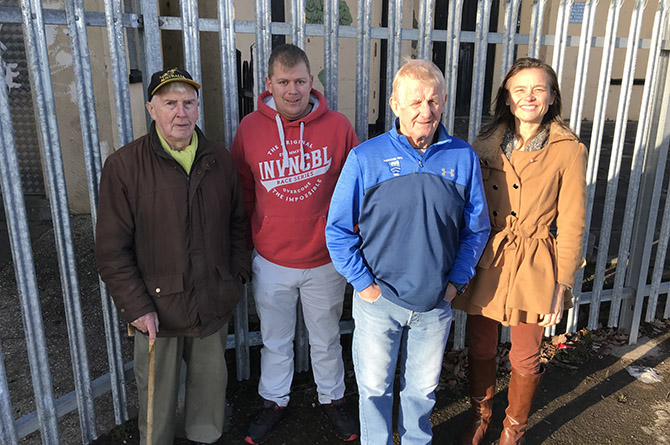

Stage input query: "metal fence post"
[
  {"left": 417, "top": 0, "right": 435, "bottom": 59},
  {"left": 355, "top": 0, "right": 372, "bottom": 142},
  {"left": 291, "top": 0, "right": 306, "bottom": 49},
  {"left": 527, "top": 0, "right": 547, "bottom": 58},
  {"left": 323, "top": 0, "right": 340, "bottom": 110},
  {"left": 624, "top": 0, "right": 670, "bottom": 342},
  {"left": 138, "top": 0, "right": 163, "bottom": 129},
  {"left": 499, "top": 0, "right": 521, "bottom": 82},
  {"left": 104, "top": 0, "right": 135, "bottom": 143},
  {"left": 66, "top": 0, "right": 128, "bottom": 427},
  {"left": 181, "top": 0, "right": 205, "bottom": 129},
  {"left": 0, "top": 347, "right": 18, "bottom": 444},
  {"left": 564, "top": 0, "right": 597, "bottom": 333},
  {"left": 442, "top": 0, "right": 464, "bottom": 134},
  {"left": 0, "top": 16, "right": 59, "bottom": 440},
  {"left": 218, "top": 0, "right": 241, "bottom": 149},
  {"left": 384, "top": 0, "right": 403, "bottom": 131},
  {"left": 254, "top": 0, "right": 272, "bottom": 103},
  {"left": 569, "top": 0, "right": 596, "bottom": 135},
  {"left": 20, "top": 0, "right": 96, "bottom": 441},
  {"left": 551, "top": 0, "right": 573, "bottom": 82},
  {"left": 647, "top": 13, "right": 670, "bottom": 321},
  {"left": 467, "top": 0, "right": 492, "bottom": 143},
  {"left": 234, "top": 285, "right": 251, "bottom": 381},
  {"left": 567, "top": 0, "right": 622, "bottom": 334},
  {"left": 590, "top": 0, "right": 645, "bottom": 331}
]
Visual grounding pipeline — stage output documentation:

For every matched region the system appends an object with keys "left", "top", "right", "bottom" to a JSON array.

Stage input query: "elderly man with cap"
[{"left": 95, "top": 68, "right": 249, "bottom": 445}]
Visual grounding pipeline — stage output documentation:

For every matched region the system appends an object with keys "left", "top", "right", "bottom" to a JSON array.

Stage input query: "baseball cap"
[{"left": 147, "top": 67, "right": 201, "bottom": 100}]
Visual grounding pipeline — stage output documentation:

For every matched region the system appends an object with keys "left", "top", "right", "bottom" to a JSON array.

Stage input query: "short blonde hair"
[{"left": 391, "top": 59, "right": 446, "bottom": 102}]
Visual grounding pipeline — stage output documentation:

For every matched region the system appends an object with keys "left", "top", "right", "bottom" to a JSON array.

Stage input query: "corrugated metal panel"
[{"left": 0, "top": 18, "right": 43, "bottom": 195}]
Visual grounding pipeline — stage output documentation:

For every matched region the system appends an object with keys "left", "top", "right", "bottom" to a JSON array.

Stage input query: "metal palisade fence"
[{"left": 0, "top": 0, "right": 669, "bottom": 443}]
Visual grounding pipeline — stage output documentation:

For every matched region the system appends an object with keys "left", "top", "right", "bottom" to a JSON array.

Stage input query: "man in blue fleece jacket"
[{"left": 325, "top": 59, "right": 490, "bottom": 444}]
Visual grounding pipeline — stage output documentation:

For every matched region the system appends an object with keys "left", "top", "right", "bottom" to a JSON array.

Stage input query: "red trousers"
[{"left": 466, "top": 314, "right": 544, "bottom": 374}]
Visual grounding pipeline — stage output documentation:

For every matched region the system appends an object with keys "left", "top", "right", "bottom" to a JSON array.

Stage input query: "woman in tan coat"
[{"left": 452, "top": 58, "right": 587, "bottom": 445}]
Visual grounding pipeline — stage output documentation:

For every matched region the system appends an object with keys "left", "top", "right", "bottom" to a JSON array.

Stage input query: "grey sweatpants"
[{"left": 252, "top": 252, "right": 347, "bottom": 406}]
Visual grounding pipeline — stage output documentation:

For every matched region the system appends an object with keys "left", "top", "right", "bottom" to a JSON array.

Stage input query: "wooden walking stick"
[{"left": 146, "top": 339, "right": 156, "bottom": 444}]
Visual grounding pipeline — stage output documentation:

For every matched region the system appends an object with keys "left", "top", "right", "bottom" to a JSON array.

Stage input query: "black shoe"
[
  {"left": 321, "top": 397, "right": 359, "bottom": 442},
  {"left": 244, "top": 399, "right": 287, "bottom": 444}
]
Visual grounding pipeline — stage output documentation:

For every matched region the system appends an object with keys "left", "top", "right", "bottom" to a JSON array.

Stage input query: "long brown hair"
[{"left": 480, "top": 57, "right": 574, "bottom": 140}]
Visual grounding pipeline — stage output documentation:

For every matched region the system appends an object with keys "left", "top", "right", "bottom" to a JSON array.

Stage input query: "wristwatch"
[{"left": 449, "top": 281, "right": 468, "bottom": 295}]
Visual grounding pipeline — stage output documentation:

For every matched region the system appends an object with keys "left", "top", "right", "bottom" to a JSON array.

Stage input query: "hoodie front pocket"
[{"left": 253, "top": 215, "right": 328, "bottom": 262}]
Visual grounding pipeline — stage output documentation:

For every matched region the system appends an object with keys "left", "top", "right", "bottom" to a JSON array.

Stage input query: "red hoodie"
[{"left": 232, "top": 89, "right": 358, "bottom": 269}]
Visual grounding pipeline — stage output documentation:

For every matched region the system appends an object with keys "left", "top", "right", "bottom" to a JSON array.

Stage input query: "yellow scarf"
[{"left": 156, "top": 128, "right": 198, "bottom": 174}]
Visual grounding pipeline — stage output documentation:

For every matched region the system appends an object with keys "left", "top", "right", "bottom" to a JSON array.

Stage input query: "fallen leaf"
[{"left": 552, "top": 334, "right": 568, "bottom": 345}]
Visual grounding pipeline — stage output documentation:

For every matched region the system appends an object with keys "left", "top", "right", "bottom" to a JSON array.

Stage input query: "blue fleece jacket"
[{"left": 325, "top": 120, "right": 490, "bottom": 312}]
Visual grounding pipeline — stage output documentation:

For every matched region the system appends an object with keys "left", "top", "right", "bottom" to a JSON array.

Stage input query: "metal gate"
[{"left": 0, "top": 0, "right": 669, "bottom": 443}]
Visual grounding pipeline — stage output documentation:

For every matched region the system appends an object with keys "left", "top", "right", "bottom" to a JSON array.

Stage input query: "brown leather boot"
[
  {"left": 458, "top": 357, "right": 496, "bottom": 445},
  {"left": 499, "top": 367, "right": 544, "bottom": 445}
]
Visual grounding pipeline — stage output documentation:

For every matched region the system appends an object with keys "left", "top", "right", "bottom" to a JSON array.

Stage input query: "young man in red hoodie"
[{"left": 231, "top": 44, "right": 359, "bottom": 444}]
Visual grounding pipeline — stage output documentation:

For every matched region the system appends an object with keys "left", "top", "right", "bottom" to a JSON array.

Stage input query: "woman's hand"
[
  {"left": 538, "top": 283, "right": 566, "bottom": 327},
  {"left": 359, "top": 283, "right": 382, "bottom": 303}
]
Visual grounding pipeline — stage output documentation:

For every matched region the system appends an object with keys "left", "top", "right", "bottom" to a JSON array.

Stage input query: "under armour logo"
[{"left": 442, "top": 168, "right": 455, "bottom": 177}]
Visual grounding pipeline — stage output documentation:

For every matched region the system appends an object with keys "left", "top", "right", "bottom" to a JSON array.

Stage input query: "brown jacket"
[
  {"left": 95, "top": 124, "right": 250, "bottom": 338},
  {"left": 452, "top": 123, "right": 587, "bottom": 325}
]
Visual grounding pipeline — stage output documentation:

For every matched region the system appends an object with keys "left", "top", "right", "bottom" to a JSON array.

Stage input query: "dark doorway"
[{"left": 271, "top": 0, "right": 286, "bottom": 48}]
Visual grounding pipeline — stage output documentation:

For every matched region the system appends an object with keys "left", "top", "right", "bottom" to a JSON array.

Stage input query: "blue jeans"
[{"left": 352, "top": 292, "right": 453, "bottom": 445}]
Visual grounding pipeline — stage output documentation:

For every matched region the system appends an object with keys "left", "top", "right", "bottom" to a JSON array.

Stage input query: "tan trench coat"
[{"left": 452, "top": 123, "right": 587, "bottom": 326}]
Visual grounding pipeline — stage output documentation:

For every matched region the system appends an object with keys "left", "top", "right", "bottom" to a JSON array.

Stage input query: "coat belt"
[{"left": 480, "top": 221, "right": 552, "bottom": 269}]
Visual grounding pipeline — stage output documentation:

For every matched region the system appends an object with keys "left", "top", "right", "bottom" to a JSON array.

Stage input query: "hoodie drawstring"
[
  {"left": 299, "top": 121, "right": 306, "bottom": 171},
  {"left": 274, "top": 113, "right": 306, "bottom": 173}
]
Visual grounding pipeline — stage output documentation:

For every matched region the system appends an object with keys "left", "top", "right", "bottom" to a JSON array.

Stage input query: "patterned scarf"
[{"left": 501, "top": 125, "right": 550, "bottom": 160}]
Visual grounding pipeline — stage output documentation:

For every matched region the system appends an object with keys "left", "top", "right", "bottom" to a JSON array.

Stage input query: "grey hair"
[{"left": 391, "top": 58, "right": 446, "bottom": 102}]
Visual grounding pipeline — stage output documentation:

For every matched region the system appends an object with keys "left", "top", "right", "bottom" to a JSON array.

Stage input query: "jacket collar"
[{"left": 475, "top": 122, "right": 578, "bottom": 165}]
